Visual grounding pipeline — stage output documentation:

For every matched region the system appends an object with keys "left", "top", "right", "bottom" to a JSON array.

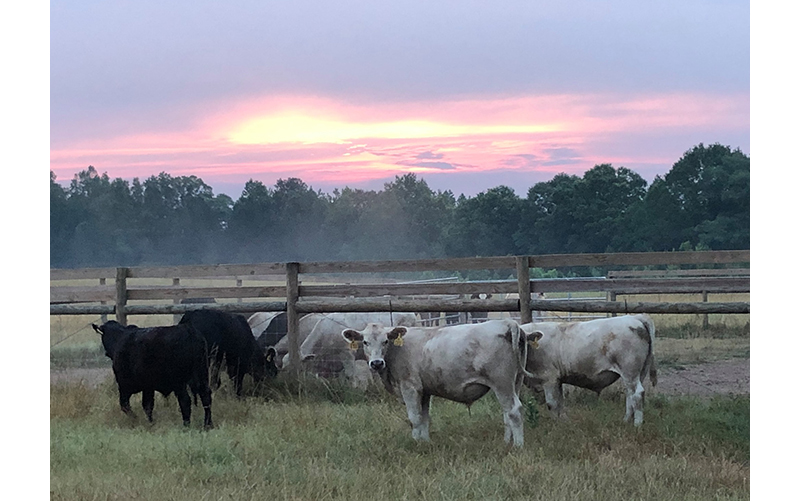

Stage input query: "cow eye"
[{"left": 363, "top": 341, "right": 369, "bottom": 347}]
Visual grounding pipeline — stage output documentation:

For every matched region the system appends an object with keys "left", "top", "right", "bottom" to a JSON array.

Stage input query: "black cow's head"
[
  {"left": 92, "top": 320, "right": 137, "bottom": 359},
  {"left": 250, "top": 347, "right": 279, "bottom": 382}
]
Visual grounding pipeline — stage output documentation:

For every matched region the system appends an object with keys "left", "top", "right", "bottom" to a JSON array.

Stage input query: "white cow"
[
  {"left": 270, "top": 313, "right": 325, "bottom": 369},
  {"left": 283, "top": 312, "right": 417, "bottom": 384},
  {"left": 342, "top": 319, "right": 534, "bottom": 447},
  {"left": 519, "top": 314, "right": 657, "bottom": 427}
]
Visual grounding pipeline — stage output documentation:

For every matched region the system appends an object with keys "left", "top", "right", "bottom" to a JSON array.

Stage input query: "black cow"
[
  {"left": 468, "top": 293, "right": 493, "bottom": 323},
  {"left": 179, "top": 309, "right": 278, "bottom": 396},
  {"left": 92, "top": 320, "right": 213, "bottom": 429},
  {"left": 252, "top": 312, "right": 288, "bottom": 351}
]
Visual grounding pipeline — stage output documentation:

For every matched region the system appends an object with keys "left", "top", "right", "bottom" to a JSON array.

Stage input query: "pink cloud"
[{"left": 50, "top": 91, "right": 748, "bottom": 192}]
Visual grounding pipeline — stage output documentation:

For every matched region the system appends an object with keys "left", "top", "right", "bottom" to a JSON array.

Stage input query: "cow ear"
[
  {"left": 387, "top": 326, "right": 407, "bottom": 340},
  {"left": 342, "top": 328, "right": 363, "bottom": 345},
  {"left": 527, "top": 331, "right": 543, "bottom": 349},
  {"left": 388, "top": 327, "right": 407, "bottom": 346},
  {"left": 92, "top": 323, "right": 102, "bottom": 335},
  {"left": 265, "top": 347, "right": 276, "bottom": 362}
]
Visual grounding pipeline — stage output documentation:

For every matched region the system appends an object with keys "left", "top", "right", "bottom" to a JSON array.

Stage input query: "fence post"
[
  {"left": 516, "top": 256, "right": 532, "bottom": 324},
  {"left": 286, "top": 262, "right": 301, "bottom": 376},
  {"left": 172, "top": 278, "right": 181, "bottom": 324},
  {"left": 99, "top": 278, "right": 108, "bottom": 323},
  {"left": 608, "top": 291, "right": 617, "bottom": 317},
  {"left": 702, "top": 290, "right": 709, "bottom": 329},
  {"left": 115, "top": 267, "right": 129, "bottom": 326}
]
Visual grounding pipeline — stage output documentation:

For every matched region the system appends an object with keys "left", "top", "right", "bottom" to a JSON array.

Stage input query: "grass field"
[
  {"left": 50, "top": 287, "right": 750, "bottom": 499},
  {"left": 51, "top": 373, "right": 749, "bottom": 500}
]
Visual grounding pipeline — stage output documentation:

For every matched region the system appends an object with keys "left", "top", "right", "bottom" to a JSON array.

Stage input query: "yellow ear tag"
[
  {"left": 393, "top": 337, "right": 404, "bottom": 347},
  {"left": 349, "top": 340, "right": 359, "bottom": 351},
  {"left": 528, "top": 339, "right": 539, "bottom": 350}
]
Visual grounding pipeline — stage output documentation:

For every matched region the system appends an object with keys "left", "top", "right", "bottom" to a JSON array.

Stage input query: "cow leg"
[
  {"left": 399, "top": 384, "right": 429, "bottom": 442},
  {"left": 209, "top": 350, "right": 224, "bottom": 390},
  {"left": 543, "top": 382, "right": 565, "bottom": 419},
  {"left": 235, "top": 373, "right": 245, "bottom": 397},
  {"left": 191, "top": 383, "right": 214, "bottom": 430},
  {"left": 493, "top": 386, "right": 525, "bottom": 447},
  {"left": 175, "top": 386, "right": 192, "bottom": 427},
  {"left": 420, "top": 393, "right": 432, "bottom": 441},
  {"left": 118, "top": 390, "right": 133, "bottom": 417},
  {"left": 142, "top": 390, "right": 155, "bottom": 422},
  {"left": 226, "top": 358, "right": 244, "bottom": 397},
  {"left": 623, "top": 377, "right": 646, "bottom": 426}
]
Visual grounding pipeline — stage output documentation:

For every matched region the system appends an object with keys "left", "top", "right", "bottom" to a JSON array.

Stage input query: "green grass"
[
  {"left": 51, "top": 375, "right": 749, "bottom": 500},
  {"left": 50, "top": 341, "right": 110, "bottom": 369}
]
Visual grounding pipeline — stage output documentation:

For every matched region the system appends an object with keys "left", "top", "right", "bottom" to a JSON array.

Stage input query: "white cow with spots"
[
  {"left": 342, "top": 319, "right": 535, "bottom": 447},
  {"left": 519, "top": 314, "right": 657, "bottom": 427}
]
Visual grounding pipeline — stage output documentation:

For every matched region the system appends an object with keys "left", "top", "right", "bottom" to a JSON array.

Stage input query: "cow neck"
[{"left": 377, "top": 365, "right": 395, "bottom": 395}]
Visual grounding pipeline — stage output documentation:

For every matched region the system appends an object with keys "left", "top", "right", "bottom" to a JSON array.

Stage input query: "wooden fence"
[{"left": 51, "top": 250, "right": 749, "bottom": 372}]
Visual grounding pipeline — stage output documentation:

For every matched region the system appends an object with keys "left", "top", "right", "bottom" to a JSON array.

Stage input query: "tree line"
[{"left": 50, "top": 143, "right": 749, "bottom": 269}]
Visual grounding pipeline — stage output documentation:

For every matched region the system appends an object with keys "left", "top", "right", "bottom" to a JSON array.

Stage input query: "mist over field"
[{"left": 51, "top": 143, "right": 749, "bottom": 270}]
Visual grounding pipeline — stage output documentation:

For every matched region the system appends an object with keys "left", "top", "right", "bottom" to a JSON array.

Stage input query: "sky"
[{"left": 49, "top": 0, "right": 750, "bottom": 198}]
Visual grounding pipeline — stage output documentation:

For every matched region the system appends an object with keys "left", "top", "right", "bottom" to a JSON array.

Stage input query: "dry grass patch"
[
  {"left": 51, "top": 374, "right": 748, "bottom": 500},
  {"left": 657, "top": 338, "right": 749, "bottom": 367}
]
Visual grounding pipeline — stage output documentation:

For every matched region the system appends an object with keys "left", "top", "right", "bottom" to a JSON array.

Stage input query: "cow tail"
[
  {"left": 509, "top": 320, "right": 536, "bottom": 379},
  {"left": 637, "top": 314, "right": 658, "bottom": 387}
]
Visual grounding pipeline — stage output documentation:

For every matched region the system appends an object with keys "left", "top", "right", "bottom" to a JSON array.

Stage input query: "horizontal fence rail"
[
  {"left": 293, "top": 298, "right": 749, "bottom": 315},
  {"left": 51, "top": 251, "right": 750, "bottom": 371},
  {"left": 50, "top": 277, "right": 750, "bottom": 304},
  {"left": 50, "top": 250, "right": 750, "bottom": 282}
]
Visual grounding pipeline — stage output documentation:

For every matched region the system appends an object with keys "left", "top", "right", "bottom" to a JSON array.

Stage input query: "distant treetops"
[{"left": 50, "top": 143, "right": 749, "bottom": 269}]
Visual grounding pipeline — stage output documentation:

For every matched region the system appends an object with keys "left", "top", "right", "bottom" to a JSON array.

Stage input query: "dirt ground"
[
  {"left": 651, "top": 358, "right": 749, "bottom": 396},
  {"left": 50, "top": 358, "right": 750, "bottom": 396}
]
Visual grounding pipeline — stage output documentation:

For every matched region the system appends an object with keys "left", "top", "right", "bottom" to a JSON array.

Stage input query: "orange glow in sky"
[{"left": 49, "top": 91, "right": 749, "bottom": 194}]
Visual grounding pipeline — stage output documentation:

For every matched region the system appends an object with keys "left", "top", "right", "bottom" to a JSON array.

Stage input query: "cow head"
[
  {"left": 341, "top": 323, "right": 407, "bottom": 372},
  {"left": 250, "top": 346, "right": 279, "bottom": 382},
  {"left": 92, "top": 320, "right": 136, "bottom": 359}
]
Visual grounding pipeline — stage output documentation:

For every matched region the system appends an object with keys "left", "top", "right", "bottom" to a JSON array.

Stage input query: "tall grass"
[{"left": 51, "top": 374, "right": 749, "bottom": 500}]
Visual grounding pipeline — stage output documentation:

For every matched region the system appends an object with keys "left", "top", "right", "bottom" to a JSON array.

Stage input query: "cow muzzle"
[{"left": 369, "top": 359, "right": 386, "bottom": 371}]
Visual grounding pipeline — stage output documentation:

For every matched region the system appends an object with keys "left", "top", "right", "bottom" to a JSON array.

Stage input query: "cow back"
[
  {"left": 180, "top": 309, "right": 276, "bottom": 381},
  {"left": 111, "top": 324, "right": 208, "bottom": 395}
]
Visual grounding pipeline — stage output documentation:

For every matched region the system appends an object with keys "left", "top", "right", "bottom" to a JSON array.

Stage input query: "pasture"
[
  {"left": 51, "top": 372, "right": 749, "bottom": 500},
  {"left": 51, "top": 312, "right": 749, "bottom": 500}
]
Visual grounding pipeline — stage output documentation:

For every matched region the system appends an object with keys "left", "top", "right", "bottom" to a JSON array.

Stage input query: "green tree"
[
  {"left": 50, "top": 171, "right": 75, "bottom": 267},
  {"left": 138, "top": 172, "right": 229, "bottom": 264},
  {"left": 324, "top": 187, "right": 381, "bottom": 260},
  {"left": 446, "top": 185, "right": 522, "bottom": 257},
  {"left": 577, "top": 164, "right": 647, "bottom": 252},
  {"left": 382, "top": 174, "right": 455, "bottom": 258},
  {"left": 642, "top": 143, "right": 750, "bottom": 250},
  {"left": 515, "top": 173, "right": 582, "bottom": 254}
]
